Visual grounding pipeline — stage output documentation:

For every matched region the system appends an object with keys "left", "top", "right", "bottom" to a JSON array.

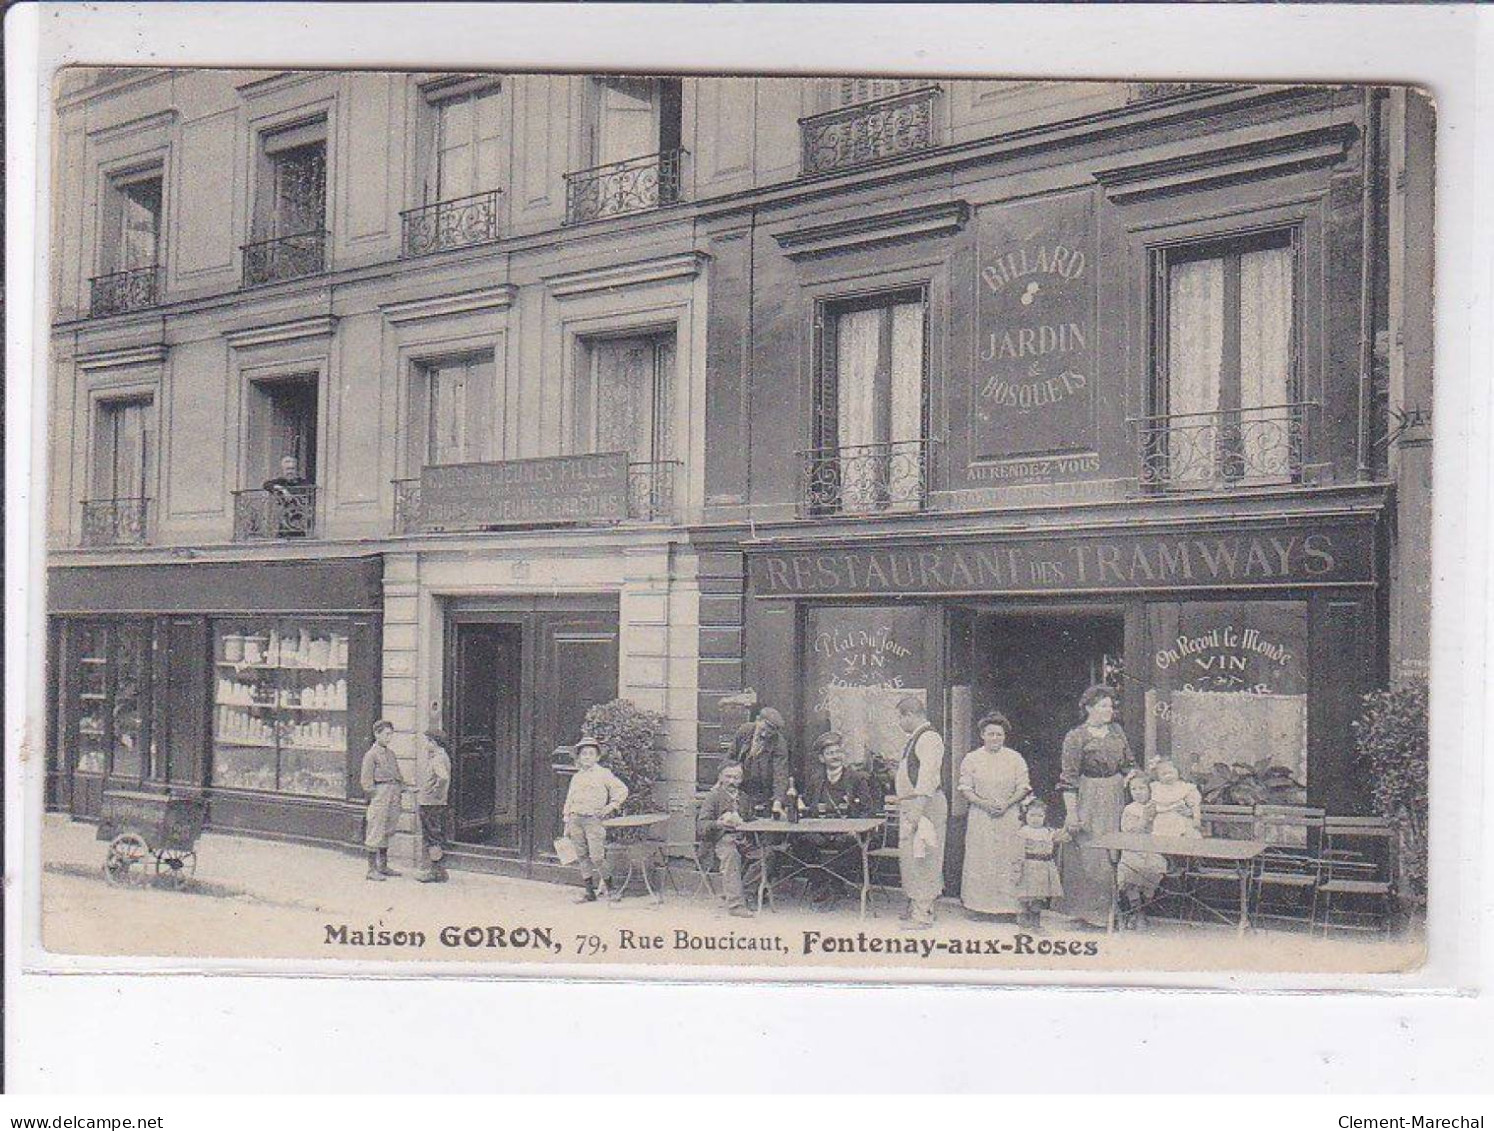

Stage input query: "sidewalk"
[{"left": 39, "top": 813, "right": 1425, "bottom": 976}]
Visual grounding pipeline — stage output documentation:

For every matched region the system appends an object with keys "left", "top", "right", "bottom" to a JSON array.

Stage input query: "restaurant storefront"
[
  {"left": 734, "top": 504, "right": 1387, "bottom": 887},
  {"left": 46, "top": 556, "right": 385, "bottom": 847}
]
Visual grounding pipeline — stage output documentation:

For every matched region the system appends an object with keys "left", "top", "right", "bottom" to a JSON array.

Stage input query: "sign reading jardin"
[
  {"left": 971, "top": 194, "right": 1097, "bottom": 468},
  {"left": 749, "top": 522, "right": 1375, "bottom": 598},
  {"left": 417, "top": 452, "right": 628, "bottom": 531}
]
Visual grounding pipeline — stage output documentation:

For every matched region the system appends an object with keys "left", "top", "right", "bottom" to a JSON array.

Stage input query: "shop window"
[
  {"left": 417, "top": 79, "right": 503, "bottom": 205},
  {"left": 1149, "top": 229, "right": 1302, "bottom": 489},
  {"left": 211, "top": 618, "right": 351, "bottom": 798},
  {"left": 810, "top": 289, "right": 929, "bottom": 514},
  {"left": 1143, "top": 601, "right": 1309, "bottom": 794},
  {"left": 414, "top": 352, "right": 494, "bottom": 467},
  {"left": 70, "top": 620, "right": 154, "bottom": 782}
]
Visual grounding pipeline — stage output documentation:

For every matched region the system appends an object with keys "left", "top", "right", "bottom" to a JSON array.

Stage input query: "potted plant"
[
  {"left": 1352, "top": 677, "right": 1429, "bottom": 909},
  {"left": 583, "top": 698, "right": 665, "bottom": 890},
  {"left": 1198, "top": 759, "right": 1308, "bottom": 807}
]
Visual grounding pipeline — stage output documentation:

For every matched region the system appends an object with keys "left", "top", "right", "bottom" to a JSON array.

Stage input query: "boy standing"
[
  {"left": 360, "top": 720, "right": 406, "bottom": 881},
  {"left": 416, "top": 730, "right": 452, "bottom": 883},
  {"left": 562, "top": 738, "right": 629, "bottom": 902}
]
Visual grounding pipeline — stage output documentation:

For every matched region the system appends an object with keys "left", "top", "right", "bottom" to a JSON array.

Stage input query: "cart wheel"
[
  {"left": 103, "top": 834, "right": 150, "bottom": 886},
  {"left": 155, "top": 849, "right": 197, "bottom": 888}
]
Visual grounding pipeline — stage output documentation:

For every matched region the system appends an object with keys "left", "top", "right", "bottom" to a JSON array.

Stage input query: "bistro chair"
[
  {"left": 1180, "top": 804, "right": 1258, "bottom": 923},
  {"left": 1251, "top": 804, "right": 1327, "bottom": 930},
  {"left": 866, "top": 795, "right": 903, "bottom": 917},
  {"left": 1316, "top": 815, "right": 1398, "bottom": 936},
  {"left": 658, "top": 794, "right": 721, "bottom": 904}
]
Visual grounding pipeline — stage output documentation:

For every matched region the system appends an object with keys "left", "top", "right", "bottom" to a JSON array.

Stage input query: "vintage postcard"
[{"left": 32, "top": 68, "right": 1435, "bottom": 982}]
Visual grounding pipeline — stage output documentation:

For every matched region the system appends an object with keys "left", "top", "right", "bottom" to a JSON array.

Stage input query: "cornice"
[
  {"left": 773, "top": 200, "right": 970, "bottom": 260},
  {"left": 86, "top": 108, "right": 179, "bottom": 145},
  {"left": 224, "top": 315, "right": 339, "bottom": 350},
  {"left": 380, "top": 285, "right": 517, "bottom": 326},
  {"left": 545, "top": 252, "right": 710, "bottom": 299},
  {"left": 75, "top": 344, "right": 168, "bottom": 372}
]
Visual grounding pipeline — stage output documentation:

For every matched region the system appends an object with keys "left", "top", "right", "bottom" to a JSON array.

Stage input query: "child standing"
[
  {"left": 561, "top": 737, "right": 629, "bottom": 902},
  {"left": 1015, "top": 799, "right": 1070, "bottom": 930},
  {"left": 416, "top": 730, "right": 452, "bottom": 884},
  {"left": 1117, "top": 774, "right": 1167, "bottom": 926}
]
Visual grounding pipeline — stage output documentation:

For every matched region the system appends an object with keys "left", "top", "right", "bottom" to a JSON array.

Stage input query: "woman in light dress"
[{"left": 957, "top": 711, "right": 1032, "bottom": 917}]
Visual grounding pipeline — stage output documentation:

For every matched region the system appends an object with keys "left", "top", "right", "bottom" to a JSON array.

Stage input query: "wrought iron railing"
[
  {"left": 80, "top": 498, "right": 150, "bottom": 546},
  {"left": 799, "top": 439, "right": 934, "bottom": 517},
  {"left": 400, "top": 189, "right": 502, "bottom": 257},
  {"left": 627, "top": 460, "right": 681, "bottom": 522},
  {"left": 564, "top": 150, "right": 685, "bottom": 225},
  {"left": 88, "top": 266, "right": 162, "bottom": 317},
  {"left": 232, "top": 485, "right": 317, "bottom": 540},
  {"left": 799, "top": 86, "right": 941, "bottom": 177},
  {"left": 241, "top": 230, "right": 328, "bottom": 288},
  {"left": 1131, "top": 404, "right": 1314, "bottom": 491}
]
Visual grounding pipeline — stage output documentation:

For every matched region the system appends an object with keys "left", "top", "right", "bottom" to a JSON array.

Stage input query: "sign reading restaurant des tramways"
[
  {"left": 749, "top": 522, "right": 1376, "bottom": 598},
  {"left": 417, "top": 452, "right": 629, "bottom": 531}
]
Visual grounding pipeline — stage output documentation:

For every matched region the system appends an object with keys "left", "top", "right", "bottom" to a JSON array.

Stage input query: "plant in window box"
[
  {"left": 581, "top": 698, "right": 665, "bottom": 888},
  {"left": 1352, "top": 677, "right": 1429, "bottom": 907}
]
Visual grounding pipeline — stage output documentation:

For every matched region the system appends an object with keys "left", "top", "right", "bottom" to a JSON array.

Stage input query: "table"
[
  {"left": 1086, "top": 832, "right": 1268, "bottom": 935},
  {"left": 737, "top": 817, "right": 886, "bottom": 919},
  {"left": 601, "top": 813, "right": 671, "bottom": 905}
]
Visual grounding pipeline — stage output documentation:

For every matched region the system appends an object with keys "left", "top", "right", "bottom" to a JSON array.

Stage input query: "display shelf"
[
  {"left": 215, "top": 662, "right": 349, "bottom": 673},
  {"left": 214, "top": 739, "right": 277, "bottom": 750},
  {"left": 79, "top": 692, "right": 107, "bottom": 701}
]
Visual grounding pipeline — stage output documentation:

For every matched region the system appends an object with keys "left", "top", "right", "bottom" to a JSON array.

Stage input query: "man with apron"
[
  {"left": 892, "top": 696, "right": 949, "bottom": 929},
  {"left": 360, "top": 719, "right": 406, "bottom": 881}
]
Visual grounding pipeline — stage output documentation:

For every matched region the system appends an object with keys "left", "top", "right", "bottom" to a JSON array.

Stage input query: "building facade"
[{"left": 45, "top": 71, "right": 1433, "bottom": 886}]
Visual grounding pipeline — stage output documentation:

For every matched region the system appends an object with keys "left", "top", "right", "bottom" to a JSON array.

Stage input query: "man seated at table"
[
  {"left": 697, "top": 762, "right": 759, "bottom": 919},
  {"left": 803, "top": 732, "right": 880, "bottom": 906}
]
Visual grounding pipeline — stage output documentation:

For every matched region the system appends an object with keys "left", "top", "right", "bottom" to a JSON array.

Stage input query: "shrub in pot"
[{"left": 582, "top": 698, "right": 664, "bottom": 891}]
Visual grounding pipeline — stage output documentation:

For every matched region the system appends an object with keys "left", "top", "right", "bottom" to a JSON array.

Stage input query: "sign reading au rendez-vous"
[
  {"left": 418, "top": 452, "right": 629, "bottom": 531},
  {"left": 969, "top": 193, "right": 1098, "bottom": 480}
]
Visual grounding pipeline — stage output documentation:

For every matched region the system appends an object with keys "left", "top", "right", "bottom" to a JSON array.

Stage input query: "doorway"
[
  {"left": 966, "top": 608, "right": 1125, "bottom": 802},
  {"left": 444, "top": 603, "right": 619, "bottom": 871}
]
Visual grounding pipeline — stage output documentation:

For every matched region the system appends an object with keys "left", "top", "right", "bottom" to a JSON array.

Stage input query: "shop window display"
[
  {"left": 212, "top": 617, "right": 351, "bottom": 798},
  {"left": 70, "top": 619, "right": 152, "bottom": 779}
]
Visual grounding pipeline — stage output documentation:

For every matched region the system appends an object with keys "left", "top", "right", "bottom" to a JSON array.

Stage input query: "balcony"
[
  {"left": 232, "top": 485, "right": 317, "bottom": 540},
  {"left": 80, "top": 498, "right": 150, "bottom": 547},
  {"left": 88, "top": 266, "right": 162, "bottom": 318},
  {"left": 799, "top": 439, "right": 934, "bottom": 518},
  {"left": 799, "top": 86, "right": 941, "bottom": 177},
  {"left": 241, "top": 230, "right": 328, "bottom": 288},
  {"left": 563, "top": 150, "right": 685, "bottom": 225},
  {"left": 1132, "top": 404, "right": 1314, "bottom": 492},
  {"left": 400, "top": 190, "right": 502, "bottom": 257}
]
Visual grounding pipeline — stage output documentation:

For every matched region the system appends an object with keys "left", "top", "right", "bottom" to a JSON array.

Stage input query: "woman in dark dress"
[{"left": 1057, "top": 685, "right": 1134, "bottom": 927}]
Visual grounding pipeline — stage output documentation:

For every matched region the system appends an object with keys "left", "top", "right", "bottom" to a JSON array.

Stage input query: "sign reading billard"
[
  {"left": 748, "top": 522, "right": 1376, "bottom": 598},
  {"left": 969, "top": 193, "right": 1097, "bottom": 473},
  {"left": 417, "top": 452, "right": 629, "bottom": 531}
]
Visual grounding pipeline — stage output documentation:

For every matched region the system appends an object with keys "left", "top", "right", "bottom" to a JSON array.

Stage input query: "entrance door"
[
  {"left": 531, "top": 614, "right": 620, "bottom": 861},
  {"left": 448, "top": 621, "right": 522, "bottom": 845},
  {"left": 970, "top": 611, "right": 1125, "bottom": 801}
]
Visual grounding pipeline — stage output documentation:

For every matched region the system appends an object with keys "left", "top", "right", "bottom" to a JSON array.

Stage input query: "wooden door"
[
  {"left": 448, "top": 622, "right": 523, "bottom": 844},
  {"left": 531, "top": 613, "right": 619, "bottom": 860}
]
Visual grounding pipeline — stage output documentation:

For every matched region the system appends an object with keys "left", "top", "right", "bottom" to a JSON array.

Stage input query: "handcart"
[{"left": 97, "top": 789, "right": 208, "bottom": 887}]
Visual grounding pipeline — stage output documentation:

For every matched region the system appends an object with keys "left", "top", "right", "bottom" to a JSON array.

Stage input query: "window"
[
  {"left": 589, "top": 77, "right": 682, "bottom": 167},
  {"left": 101, "top": 169, "right": 162, "bottom": 275},
  {"left": 420, "top": 82, "right": 503, "bottom": 204},
  {"left": 246, "top": 375, "right": 318, "bottom": 487},
  {"left": 1152, "top": 229, "right": 1300, "bottom": 487},
  {"left": 255, "top": 119, "right": 327, "bottom": 240},
  {"left": 70, "top": 620, "right": 154, "bottom": 781},
  {"left": 812, "top": 290, "right": 928, "bottom": 513},
  {"left": 573, "top": 333, "right": 675, "bottom": 465},
  {"left": 93, "top": 397, "right": 154, "bottom": 502},
  {"left": 415, "top": 353, "right": 494, "bottom": 467}
]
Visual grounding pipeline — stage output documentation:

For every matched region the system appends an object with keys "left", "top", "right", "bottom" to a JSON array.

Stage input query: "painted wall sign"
[
  {"left": 970, "top": 193, "right": 1097, "bottom": 467},
  {"left": 416, "top": 452, "right": 628, "bottom": 531},
  {"left": 748, "top": 521, "right": 1375, "bottom": 598}
]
